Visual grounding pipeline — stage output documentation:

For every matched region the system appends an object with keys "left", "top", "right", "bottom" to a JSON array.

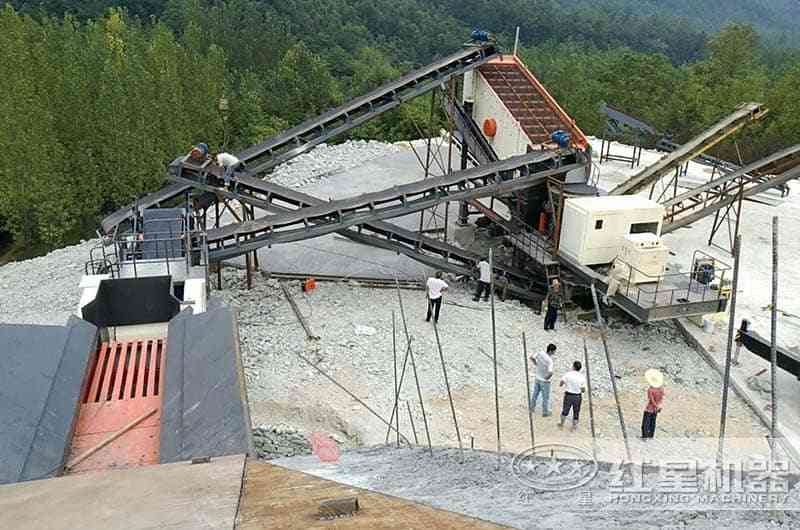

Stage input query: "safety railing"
[
  {"left": 499, "top": 211, "right": 557, "bottom": 265},
  {"left": 614, "top": 249, "right": 731, "bottom": 308},
  {"left": 85, "top": 215, "right": 209, "bottom": 281}
]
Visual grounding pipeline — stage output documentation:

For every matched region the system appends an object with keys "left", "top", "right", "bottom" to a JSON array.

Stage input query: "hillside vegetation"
[{"left": 1, "top": 1, "right": 798, "bottom": 254}]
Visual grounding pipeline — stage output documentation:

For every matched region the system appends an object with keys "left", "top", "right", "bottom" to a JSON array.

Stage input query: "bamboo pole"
[
  {"left": 522, "top": 332, "right": 536, "bottom": 451},
  {"left": 590, "top": 283, "right": 631, "bottom": 463},
  {"left": 434, "top": 322, "right": 464, "bottom": 461},
  {"left": 396, "top": 280, "right": 433, "bottom": 454},
  {"left": 407, "top": 401, "right": 419, "bottom": 444},
  {"left": 770, "top": 218, "right": 779, "bottom": 465},
  {"left": 583, "top": 339, "right": 598, "bottom": 459},
  {"left": 717, "top": 234, "right": 742, "bottom": 466},
  {"left": 490, "top": 248, "right": 501, "bottom": 468},
  {"left": 393, "top": 311, "right": 400, "bottom": 448}
]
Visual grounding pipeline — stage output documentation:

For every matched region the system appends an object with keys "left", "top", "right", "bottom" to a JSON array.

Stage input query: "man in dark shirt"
[{"left": 544, "top": 279, "right": 561, "bottom": 331}]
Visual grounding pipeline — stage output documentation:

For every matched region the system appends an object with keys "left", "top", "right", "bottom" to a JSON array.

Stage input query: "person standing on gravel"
[
  {"left": 473, "top": 257, "right": 491, "bottom": 302},
  {"left": 425, "top": 271, "right": 448, "bottom": 324},
  {"left": 641, "top": 369, "right": 665, "bottom": 439},
  {"left": 558, "top": 360, "right": 586, "bottom": 431},
  {"left": 543, "top": 278, "right": 562, "bottom": 331},
  {"left": 530, "top": 343, "right": 556, "bottom": 416}
]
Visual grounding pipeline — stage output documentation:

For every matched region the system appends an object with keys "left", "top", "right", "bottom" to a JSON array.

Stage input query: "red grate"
[
  {"left": 83, "top": 339, "right": 164, "bottom": 403},
  {"left": 69, "top": 339, "right": 166, "bottom": 474}
]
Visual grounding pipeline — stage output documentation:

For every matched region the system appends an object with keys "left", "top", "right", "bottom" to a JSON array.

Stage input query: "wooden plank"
[
  {"left": 237, "top": 462, "right": 507, "bottom": 529},
  {"left": 65, "top": 408, "right": 158, "bottom": 471}
]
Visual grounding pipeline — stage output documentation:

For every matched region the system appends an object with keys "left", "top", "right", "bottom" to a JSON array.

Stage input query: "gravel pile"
[
  {"left": 252, "top": 424, "right": 312, "bottom": 460},
  {"left": 0, "top": 239, "right": 98, "bottom": 325},
  {"left": 267, "top": 140, "right": 402, "bottom": 189}
]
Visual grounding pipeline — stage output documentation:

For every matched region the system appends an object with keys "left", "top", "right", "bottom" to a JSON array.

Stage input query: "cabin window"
[
  {"left": 595, "top": 219, "right": 603, "bottom": 230},
  {"left": 630, "top": 222, "right": 659, "bottom": 235}
]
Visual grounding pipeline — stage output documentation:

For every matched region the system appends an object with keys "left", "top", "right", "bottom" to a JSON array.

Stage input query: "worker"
[
  {"left": 189, "top": 142, "right": 209, "bottom": 161},
  {"left": 558, "top": 360, "right": 586, "bottom": 431},
  {"left": 216, "top": 151, "right": 244, "bottom": 189},
  {"left": 529, "top": 343, "right": 556, "bottom": 417},
  {"left": 425, "top": 271, "right": 448, "bottom": 324},
  {"left": 543, "top": 278, "right": 561, "bottom": 331},
  {"left": 732, "top": 319, "right": 749, "bottom": 366},
  {"left": 603, "top": 259, "right": 625, "bottom": 306},
  {"left": 641, "top": 369, "right": 665, "bottom": 439},
  {"left": 473, "top": 257, "right": 491, "bottom": 302}
]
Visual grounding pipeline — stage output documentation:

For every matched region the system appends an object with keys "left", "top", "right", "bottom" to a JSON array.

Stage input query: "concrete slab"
[{"left": 0, "top": 454, "right": 245, "bottom": 530}]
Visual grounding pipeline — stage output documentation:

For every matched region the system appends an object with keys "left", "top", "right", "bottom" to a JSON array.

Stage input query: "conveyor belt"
[
  {"left": 662, "top": 164, "right": 800, "bottom": 233},
  {"left": 739, "top": 326, "right": 800, "bottom": 380},
  {"left": 187, "top": 170, "right": 553, "bottom": 301},
  {"left": 100, "top": 45, "right": 499, "bottom": 235},
  {"left": 662, "top": 145, "right": 800, "bottom": 214},
  {"left": 611, "top": 103, "right": 767, "bottom": 196},
  {"left": 197, "top": 151, "right": 580, "bottom": 258},
  {"left": 238, "top": 45, "right": 499, "bottom": 174},
  {"left": 445, "top": 99, "right": 498, "bottom": 165}
]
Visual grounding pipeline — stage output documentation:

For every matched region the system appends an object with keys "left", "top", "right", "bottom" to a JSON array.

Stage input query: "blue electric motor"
[
  {"left": 471, "top": 29, "right": 495, "bottom": 43},
  {"left": 550, "top": 130, "right": 571, "bottom": 148}
]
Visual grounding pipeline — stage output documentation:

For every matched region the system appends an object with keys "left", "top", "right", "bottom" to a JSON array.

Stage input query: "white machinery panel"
[{"left": 559, "top": 196, "right": 664, "bottom": 266}]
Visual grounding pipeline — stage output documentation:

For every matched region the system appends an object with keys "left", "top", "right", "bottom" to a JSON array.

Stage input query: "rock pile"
[{"left": 252, "top": 424, "right": 312, "bottom": 460}]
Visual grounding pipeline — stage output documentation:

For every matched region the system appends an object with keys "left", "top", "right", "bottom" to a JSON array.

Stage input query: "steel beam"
[{"left": 611, "top": 103, "right": 767, "bottom": 196}]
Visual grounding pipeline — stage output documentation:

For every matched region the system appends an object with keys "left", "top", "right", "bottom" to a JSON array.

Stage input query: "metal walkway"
[{"left": 610, "top": 103, "right": 768, "bottom": 196}]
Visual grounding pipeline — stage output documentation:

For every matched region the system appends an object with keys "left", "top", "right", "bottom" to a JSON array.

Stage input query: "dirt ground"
[{"left": 220, "top": 268, "right": 770, "bottom": 465}]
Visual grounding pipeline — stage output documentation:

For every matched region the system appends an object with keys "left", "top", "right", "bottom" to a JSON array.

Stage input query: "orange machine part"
[
  {"left": 482, "top": 118, "right": 498, "bottom": 138},
  {"left": 67, "top": 339, "right": 165, "bottom": 474}
]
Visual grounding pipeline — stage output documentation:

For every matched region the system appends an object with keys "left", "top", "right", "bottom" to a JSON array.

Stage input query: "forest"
[{"left": 1, "top": 0, "right": 799, "bottom": 256}]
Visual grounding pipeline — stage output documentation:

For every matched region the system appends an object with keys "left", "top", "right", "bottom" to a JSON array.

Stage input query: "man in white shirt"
[
  {"left": 425, "top": 271, "right": 448, "bottom": 324},
  {"left": 559, "top": 360, "right": 587, "bottom": 431},
  {"left": 215, "top": 152, "right": 244, "bottom": 188},
  {"left": 529, "top": 343, "right": 556, "bottom": 417},
  {"left": 473, "top": 257, "right": 492, "bottom": 302}
]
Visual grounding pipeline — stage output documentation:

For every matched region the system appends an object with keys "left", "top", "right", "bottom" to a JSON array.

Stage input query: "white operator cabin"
[{"left": 559, "top": 196, "right": 666, "bottom": 267}]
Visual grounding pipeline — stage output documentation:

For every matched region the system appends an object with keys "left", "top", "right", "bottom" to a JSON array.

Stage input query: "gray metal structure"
[
  {"left": 0, "top": 317, "right": 98, "bottom": 484},
  {"left": 611, "top": 103, "right": 768, "bottom": 196},
  {"left": 160, "top": 305, "right": 254, "bottom": 463}
]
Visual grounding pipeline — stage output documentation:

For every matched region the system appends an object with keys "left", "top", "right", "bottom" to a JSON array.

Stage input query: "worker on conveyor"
[
  {"left": 189, "top": 142, "right": 210, "bottom": 161},
  {"left": 215, "top": 151, "right": 244, "bottom": 189}
]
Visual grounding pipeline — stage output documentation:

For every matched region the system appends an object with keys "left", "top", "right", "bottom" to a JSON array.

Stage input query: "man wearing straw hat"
[{"left": 642, "top": 369, "right": 665, "bottom": 439}]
